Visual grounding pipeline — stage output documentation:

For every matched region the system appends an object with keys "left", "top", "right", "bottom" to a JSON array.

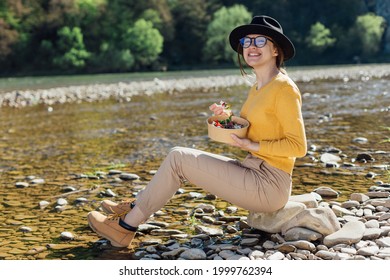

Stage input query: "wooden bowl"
[{"left": 207, "top": 116, "right": 250, "bottom": 144}]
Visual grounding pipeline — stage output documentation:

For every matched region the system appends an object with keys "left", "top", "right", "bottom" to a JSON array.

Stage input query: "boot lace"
[
  {"left": 108, "top": 199, "right": 134, "bottom": 214},
  {"left": 118, "top": 200, "right": 133, "bottom": 207},
  {"left": 107, "top": 212, "right": 127, "bottom": 221}
]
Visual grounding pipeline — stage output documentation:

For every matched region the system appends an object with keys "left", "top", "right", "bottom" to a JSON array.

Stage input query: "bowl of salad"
[{"left": 207, "top": 101, "right": 249, "bottom": 144}]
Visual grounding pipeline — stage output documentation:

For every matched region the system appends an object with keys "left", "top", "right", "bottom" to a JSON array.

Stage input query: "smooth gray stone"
[
  {"left": 376, "top": 237, "right": 390, "bottom": 247},
  {"left": 247, "top": 201, "right": 306, "bottom": 233},
  {"left": 363, "top": 228, "right": 382, "bottom": 240},
  {"left": 284, "top": 227, "right": 323, "bottom": 242},
  {"left": 180, "top": 248, "right": 207, "bottom": 260},
  {"left": 281, "top": 207, "right": 340, "bottom": 236},
  {"left": 350, "top": 193, "right": 370, "bottom": 203},
  {"left": 357, "top": 246, "right": 380, "bottom": 256},
  {"left": 313, "top": 186, "right": 339, "bottom": 198},
  {"left": 15, "top": 182, "right": 29, "bottom": 188},
  {"left": 119, "top": 173, "right": 140, "bottom": 180},
  {"left": 267, "top": 251, "right": 285, "bottom": 260},
  {"left": 195, "top": 225, "right": 223, "bottom": 236},
  {"left": 289, "top": 193, "right": 319, "bottom": 208},
  {"left": 323, "top": 221, "right": 365, "bottom": 247}
]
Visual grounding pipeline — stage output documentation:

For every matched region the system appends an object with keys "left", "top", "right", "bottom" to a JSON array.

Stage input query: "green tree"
[
  {"left": 0, "top": 1, "right": 18, "bottom": 58},
  {"left": 351, "top": 13, "right": 386, "bottom": 57},
  {"left": 73, "top": 0, "right": 107, "bottom": 28},
  {"left": 75, "top": 0, "right": 106, "bottom": 14},
  {"left": 53, "top": 26, "right": 90, "bottom": 69},
  {"left": 203, "top": 4, "right": 252, "bottom": 64},
  {"left": 141, "top": 9, "right": 162, "bottom": 30},
  {"left": 169, "top": 0, "right": 211, "bottom": 66},
  {"left": 122, "top": 19, "right": 163, "bottom": 68},
  {"left": 305, "top": 22, "right": 336, "bottom": 53},
  {"left": 0, "top": 0, "right": 46, "bottom": 69},
  {"left": 0, "top": 19, "right": 19, "bottom": 60},
  {"left": 90, "top": 42, "right": 135, "bottom": 72}
]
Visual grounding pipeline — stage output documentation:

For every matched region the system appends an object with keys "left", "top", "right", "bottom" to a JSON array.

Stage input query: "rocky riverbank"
[
  {"left": 127, "top": 182, "right": 390, "bottom": 260},
  {"left": 1, "top": 64, "right": 390, "bottom": 108},
  {"left": 2, "top": 164, "right": 389, "bottom": 260}
]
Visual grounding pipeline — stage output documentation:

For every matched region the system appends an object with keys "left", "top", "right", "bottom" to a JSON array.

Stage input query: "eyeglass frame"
[{"left": 239, "top": 36, "right": 274, "bottom": 49}]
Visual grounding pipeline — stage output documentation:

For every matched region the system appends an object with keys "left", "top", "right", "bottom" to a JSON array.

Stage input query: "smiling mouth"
[{"left": 248, "top": 53, "right": 261, "bottom": 57}]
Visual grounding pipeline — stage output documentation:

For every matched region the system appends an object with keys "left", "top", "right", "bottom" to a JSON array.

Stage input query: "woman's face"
[{"left": 242, "top": 34, "right": 278, "bottom": 68}]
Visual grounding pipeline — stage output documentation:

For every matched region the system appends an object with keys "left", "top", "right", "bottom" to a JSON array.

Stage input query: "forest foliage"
[{"left": 0, "top": 0, "right": 388, "bottom": 75}]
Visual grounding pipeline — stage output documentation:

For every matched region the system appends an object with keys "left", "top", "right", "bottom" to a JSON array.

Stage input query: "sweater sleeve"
[{"left": 258, "top": 85, "right": 307, "bottom": 157}]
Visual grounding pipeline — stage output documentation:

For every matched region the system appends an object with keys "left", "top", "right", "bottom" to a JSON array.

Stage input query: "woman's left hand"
[{"left": 230, "top": 134, "right": 259, "bottom": 152}]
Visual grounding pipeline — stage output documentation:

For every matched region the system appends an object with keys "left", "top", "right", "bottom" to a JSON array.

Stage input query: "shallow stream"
[{"left": 0, "top": 65, "right": 389, "bottom": 259}]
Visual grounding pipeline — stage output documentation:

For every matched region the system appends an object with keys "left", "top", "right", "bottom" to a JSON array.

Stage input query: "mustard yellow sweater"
[{"left": 240, "top": 73, "right": 307, "bottom": 175}]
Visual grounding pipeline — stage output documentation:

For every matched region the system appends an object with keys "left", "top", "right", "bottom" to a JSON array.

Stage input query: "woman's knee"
[
  {"left": 168, "top": 146, "right": 186, "bottom": 159},
  {"left": 166, "top": 146, "right": 186, "bottom": 165},
  {"left": 169, "top": 146, "right": 185, "bottom": 153},
  {"left": 167, "top": 146, "right": 199, "bottom": 166},
  {"left": 169, "top": 146, "right": 198, "bottom": 156}
]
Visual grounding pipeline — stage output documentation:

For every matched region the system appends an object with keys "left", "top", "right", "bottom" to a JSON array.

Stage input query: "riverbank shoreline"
[{"left": 1, "top": 64, "right": 389, "bottom": 108}]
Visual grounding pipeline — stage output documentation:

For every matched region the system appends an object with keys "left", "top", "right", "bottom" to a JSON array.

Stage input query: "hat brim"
[{"left": 229, "top": 24, "right": 295, "bottom": 61}]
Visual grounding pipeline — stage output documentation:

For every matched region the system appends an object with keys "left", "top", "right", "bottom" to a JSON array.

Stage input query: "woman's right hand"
[
  {"left": 209, "top": 103, "right": 230, "bottom": 118},
  {"left": 209, "top": 103, "right": 223, "bottom": 115}
]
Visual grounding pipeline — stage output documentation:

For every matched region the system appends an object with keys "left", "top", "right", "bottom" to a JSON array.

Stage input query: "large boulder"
[
  {"left": 289, "top": 193, "right": 319, "bottom": 208},
  {"left": 281, "top": 207, "right": 341, "bottom": 236},
  {"left": 247, "top": 201, "right": 306, "bottom": 233}
]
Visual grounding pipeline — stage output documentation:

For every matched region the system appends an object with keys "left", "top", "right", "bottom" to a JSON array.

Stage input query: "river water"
[{"left": 0, "top": 65, "right": 389, "bottom": 259}]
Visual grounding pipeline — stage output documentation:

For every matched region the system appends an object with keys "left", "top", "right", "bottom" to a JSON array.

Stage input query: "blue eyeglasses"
[{"left": 239, "top": 36, "right": 273, "bottom": 48}]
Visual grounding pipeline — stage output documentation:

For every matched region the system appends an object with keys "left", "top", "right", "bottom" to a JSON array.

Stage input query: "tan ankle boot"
[
  {"left": 100, "top": 199, "right": 134, "bottom": 215},
  {"left": 87, "top": 211, "right": 136, "bottom": 248}
]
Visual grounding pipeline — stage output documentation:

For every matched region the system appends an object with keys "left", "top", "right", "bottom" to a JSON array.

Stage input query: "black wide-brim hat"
[{"left": 229, "top": 15, "right": 295, "bottom": 61}]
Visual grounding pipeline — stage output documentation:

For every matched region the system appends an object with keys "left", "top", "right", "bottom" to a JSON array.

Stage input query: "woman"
[{"left": 87, "top": 15, "right": 307, "bottom": 248}]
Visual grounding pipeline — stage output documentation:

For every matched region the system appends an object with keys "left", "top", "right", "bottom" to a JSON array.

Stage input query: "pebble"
[
  {"left": 19, "top": 226, "right": 33, "bottom": 233},
  {"left": 39, "top": 200, "right": 50, "bottom": 209},
  {"left": 60, "top": 232, "right": 74, "bottom": 240},
  {"left": 323, "top": 221, "right": 365, "bottom": 247},
  {"left": 313, "top": 186, "right": 339, "bottom": 198},
  {"left": 196, "top": 203, "right": 215, "bottom": 213},
  {"left": 30, "top": 178, "right": 45, "bottom": 184},
  {"left": 320, "top": 153, "right": 342, "bottom": 163},
  {"left": 108, "top": 170, "right": 122, "bottom": 175},
  {"left": 62, "top": 186, "right": 77, "bottom": 192},
  {"left": 15, "top": 182, "right": 29, "bottom": 188},
  {"left": 240, "top": 238, "right": 259, "bottom": 246},
  {"left": 188, "top": 192, "right": 204, "bottom": 199},
  {"left": 363, "top": 228, "right": 382, "bottom": 239},
  {"left": 119, "top": 173, "right": 140, "bottom": 180},
  {"left": 352, "top": 137, "right": 368, "bottom": 144},
  {"left": 249, "top": 250, "right": 265, "bottom": 260},
  {"left": 357, "top": 246, "right": 380, "bottom": 256},
  {"left": 351, "top": 193, "right": 369, "bottom": 203},
  {"left": 376, "top": 237, "right": 390, "bottom": 247},
  {"left": 56, "top": 198, "right": 68, "bottom": 206},
  {"left": 341, "top": 200, "right": 360, "bottom": 209},
  {"left": 103, "top": 189, "right": 116, "bottom": 197},
  {"left": 356, "top": 153, "right": 374, "bottom": 162},
  {"left": 195, "top": 225, "right": 223, "bottom": 236},
  {"left": 74, "top": 197, "right": 88, "bottom": 204},
  {"left": 267, "top": 251, "right": 285, "bottom": 260}
]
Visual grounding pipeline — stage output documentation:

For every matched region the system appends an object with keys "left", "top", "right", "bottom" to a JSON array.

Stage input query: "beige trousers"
[{"left": 136, "top": 146, "right": 292, "bottom": 217}]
